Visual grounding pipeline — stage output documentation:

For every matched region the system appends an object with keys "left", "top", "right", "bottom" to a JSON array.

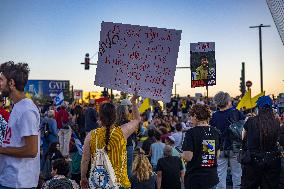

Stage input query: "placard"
[
  {"left": 74, "top": 90, "right": 83, "bottom": 100},
  {"left": 190, "top": 42, "right": 216, "bottom": 88},
  {"left": 94, "top": 22, "right": 182, "bottom": 102}
]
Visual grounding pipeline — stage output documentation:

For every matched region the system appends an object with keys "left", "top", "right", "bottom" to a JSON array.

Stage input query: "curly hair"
[
  {"left": 189, "top": 104, "right": 211, "bottom": 121},
  {"left": 213, "top": 91, "right": 231, "bottom": 109},
  {"left": 132, "top": 149, "right": 153, "bottom": 182},
  {"left": 0, "top": 61, "right": 30, "bottom": 91}
]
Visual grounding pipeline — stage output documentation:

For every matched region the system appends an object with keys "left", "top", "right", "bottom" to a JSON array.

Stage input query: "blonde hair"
[{"left": 132, "top": 149, "right": 153, "bottom": 182}]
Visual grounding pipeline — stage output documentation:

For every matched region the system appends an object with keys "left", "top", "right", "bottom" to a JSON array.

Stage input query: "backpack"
[
  {"left": 89, "top": 128, "right": 119, "bottom": 189},
  {"left": 228, "top": 119, "right": 246, "bottom": 152}
]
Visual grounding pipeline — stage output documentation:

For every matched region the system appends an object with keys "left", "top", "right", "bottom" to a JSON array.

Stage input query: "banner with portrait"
[{"left": 190, "top": 42, "right": 216, "bottom": 88}]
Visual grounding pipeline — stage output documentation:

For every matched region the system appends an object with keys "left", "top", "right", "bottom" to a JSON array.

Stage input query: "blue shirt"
[
  {"left": 209, "top": 108, "right": 245, "bottom": 150},
  {"left": 84, "top": 107, "right": 99, "bottom": 132},
  {"left": 150, "top": 142, "right": 165, "bottom": 167}
]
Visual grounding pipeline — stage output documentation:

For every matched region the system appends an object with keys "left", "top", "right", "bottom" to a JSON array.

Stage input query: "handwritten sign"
[
  {"left": 190, "top": 42, "right": 216, "bottom": 88},
  {"left": 94, "top": 22, "right": 182, "bottom": 103}
]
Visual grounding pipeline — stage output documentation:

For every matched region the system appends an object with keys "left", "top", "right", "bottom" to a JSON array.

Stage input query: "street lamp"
[
  {"left": 249, "top": 24, "right": 270, "bottom": 93},
  {"left": 174, "top": 83, "right": 179, "bottom": 97}
]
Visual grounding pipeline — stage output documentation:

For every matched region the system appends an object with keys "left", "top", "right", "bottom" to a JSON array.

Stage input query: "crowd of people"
[{"left": 1, "top": 61, "right": 284, "bottom": 189}]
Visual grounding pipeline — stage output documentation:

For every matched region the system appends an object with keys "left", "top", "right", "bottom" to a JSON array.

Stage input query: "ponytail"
[{"left": 105, "top": 124, "right": 111, "bottom": 152}]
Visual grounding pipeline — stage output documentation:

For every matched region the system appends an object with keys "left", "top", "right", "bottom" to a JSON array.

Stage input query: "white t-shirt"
[{"left": 0, "top": 98, "right": 40, "bottom": 188}]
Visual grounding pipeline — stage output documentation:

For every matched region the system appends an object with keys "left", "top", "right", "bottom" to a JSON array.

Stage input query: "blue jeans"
[
  {"left": 216, "top": 151, "right": 242, "bottom": 189},
  {"left": 126, "top": 145, "right": 134, "bottom": 178},
  {"left": 0, "top": 185, "right": 35, "bottom": 189}
]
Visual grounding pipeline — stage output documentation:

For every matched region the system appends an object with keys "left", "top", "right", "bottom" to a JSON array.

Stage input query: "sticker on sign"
[{"left": 94, "top": 22, "right": 182, "bottom": 103}]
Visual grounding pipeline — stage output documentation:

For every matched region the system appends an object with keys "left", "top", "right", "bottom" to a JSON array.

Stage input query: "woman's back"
[
  {"left": 89, "top": 126, "right": 130, "bottom": 188},
  {"left": 245, "top": 114, "right": 280, "bottom": 152}
]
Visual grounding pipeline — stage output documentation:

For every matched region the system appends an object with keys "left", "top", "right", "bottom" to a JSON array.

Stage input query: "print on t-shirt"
[{"left": 201, "top": 140, "right": 215, "bottom": 167}]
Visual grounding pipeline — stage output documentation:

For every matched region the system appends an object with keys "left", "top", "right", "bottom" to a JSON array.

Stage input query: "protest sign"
[
  {"left": 190, "top": 42, "right": 216, "bottom": 88},
  {"left": 74, "top": 90, "right": 83, "bottom": 100},
  {"left": 94, "top": 22, "right": 182, "bottom": 102}
]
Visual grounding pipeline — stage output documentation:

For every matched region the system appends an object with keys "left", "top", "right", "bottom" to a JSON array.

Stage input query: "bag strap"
[{"left": 95, "top": 127, "right": 116, "bottom": 150}]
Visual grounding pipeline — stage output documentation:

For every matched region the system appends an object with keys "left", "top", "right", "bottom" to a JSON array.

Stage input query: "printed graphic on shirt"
[
  {"left": 201, "top": 140, "right": 215, "bottom": 167},
  {"left": 3, "top": 126, "right": 11, "bottom": 144},
  {"left": 0, "top": 115, "right": 8, "bottom": 145}
]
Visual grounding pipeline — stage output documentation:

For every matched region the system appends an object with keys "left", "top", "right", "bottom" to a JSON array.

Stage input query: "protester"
[
  {"left": 182, "top": 104, "right": 220, "bottom": 189},
  {"left": 142, "top": 129, "right": 156, "bottom": 157},
  {"left": 73, "top": 104, "right": 86, "bottom": 142},
  {"left": 69, "top": 138, "right": 82, "bottom": 185},
  {"left": 156, "top": 145, "right": 184, "bottom": 189},
  {"left": 171, "top": 122, "right": 184, "bottom": 150},
  {"left": 117, "top": 103, "right": 136, "bottom": 178},
  {"left": 0, "top": 61, "right": 40, "bottom": 188},
  {"left": 42, "top": 158, "right": 79, "bottom": 189},
  {"left": 149, "top": 131, "right": 165, "bottom": 171},
  {"left": 210, "top": 91, "right": 245, "bottom": 189},
  {"left": 84, "top": 99, "right": 99, "bottom": 133},
  {"left": 41, "top": 110, "right": 58, "bottom": 156},
  {"left": 80, "top": 94, "right": 140, "bottom": 189},
  {"left": 241, "top": 96, "right": 281, "bottom": 188},
  {"left": 56, "top": 102, "right": 72, "bottom": 157},
  {"left": 130, "top": 148, "right": 156, "bottom": 189},
  {"left": 42, "top": 142, "right": 63, "bottom": 180}
]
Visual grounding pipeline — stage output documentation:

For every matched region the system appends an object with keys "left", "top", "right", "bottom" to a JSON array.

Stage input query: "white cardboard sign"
[{"left": 94, "top": 22, "right": 181, "bottom": 102}]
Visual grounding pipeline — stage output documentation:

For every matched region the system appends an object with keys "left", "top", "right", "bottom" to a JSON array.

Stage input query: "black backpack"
[{"left": 227, "top": 110, "right": 245, "bottom": 152}]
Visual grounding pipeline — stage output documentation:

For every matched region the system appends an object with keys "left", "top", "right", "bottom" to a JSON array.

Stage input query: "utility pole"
[{"left": 249, "top": 24, "right": 270, "bottom": 93}]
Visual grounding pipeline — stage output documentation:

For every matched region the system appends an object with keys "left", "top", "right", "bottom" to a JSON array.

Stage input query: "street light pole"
[{"left": 249, "top": 24, "right": 270, "bottom": 93}]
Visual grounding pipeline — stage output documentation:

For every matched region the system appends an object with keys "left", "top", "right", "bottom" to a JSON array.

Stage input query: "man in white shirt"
[{"left": 0, "top": 61, "right": 40, "bottom": 188}]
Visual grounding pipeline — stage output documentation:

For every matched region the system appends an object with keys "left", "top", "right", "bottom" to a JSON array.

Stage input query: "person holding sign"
[
  {"left": 80, "top": 94, "right": 141, "bottom": 189},
  {"left": 195, "top": 55, "right": 209, "bottom": 80}
]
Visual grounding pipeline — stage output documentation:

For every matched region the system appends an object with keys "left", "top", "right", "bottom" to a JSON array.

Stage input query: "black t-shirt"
[
  {"left": 156, "top": 156, "right": 183, "bottom": 189},
  {"left": 130, "top": 174, "right": 156, "bottom": 189},
  {"left": 182, "top": 126, "right": 220, "bottom": 189},
  {"left": 244, "top": 116, "right": 280, "bottom": 151}
]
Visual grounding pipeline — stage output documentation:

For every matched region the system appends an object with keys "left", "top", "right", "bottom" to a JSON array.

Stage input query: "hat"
[
  {"left": 120, "top": 99, "right": 132, "bottom": 106},
  {"left": 167, "top": 135, "right": 176, "bottom": 143},
  {"left": 256, "top": 96, "right": 273, "bottom": 108}
]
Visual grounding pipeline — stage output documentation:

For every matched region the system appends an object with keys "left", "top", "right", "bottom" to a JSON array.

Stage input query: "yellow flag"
[
  {"left": 237, "top": 90, "right": 265, "bottom": 110},
  {"left": 237, "top": 89, "right": 252, "bottom": 110},
  {"left": 251, "top": 91, "right": 265, "bottom": 105},
  {"left": 139, "top": 98, "right": 151, "bottom": 113}
]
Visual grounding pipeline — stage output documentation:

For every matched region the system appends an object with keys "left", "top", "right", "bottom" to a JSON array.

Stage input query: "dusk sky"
[{"left": 0, "top": 0, "right": 283, "bottom": 98}]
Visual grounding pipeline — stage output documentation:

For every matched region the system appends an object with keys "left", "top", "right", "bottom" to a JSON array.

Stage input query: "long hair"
[
  {"left": 132, "top": 149, "right": 153, "bottom": 182},
  {"left": 99, "top": 102, "right": 116, "bottom": 152},
  {"left": 257, "top": 107, "right": 280, "bottom": 150}
]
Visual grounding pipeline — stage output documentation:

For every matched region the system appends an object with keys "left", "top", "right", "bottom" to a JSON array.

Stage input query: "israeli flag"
[
  {"left": 54, "top": 92, "right": 64, "bottom": 106},
  {"left": 72, "top": 132, "right": 83, "bottom": 156}
]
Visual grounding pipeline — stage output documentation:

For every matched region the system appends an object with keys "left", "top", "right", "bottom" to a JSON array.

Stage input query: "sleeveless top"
[{"left": 90, "top": 126, "right": 130, "bottom": 188}]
